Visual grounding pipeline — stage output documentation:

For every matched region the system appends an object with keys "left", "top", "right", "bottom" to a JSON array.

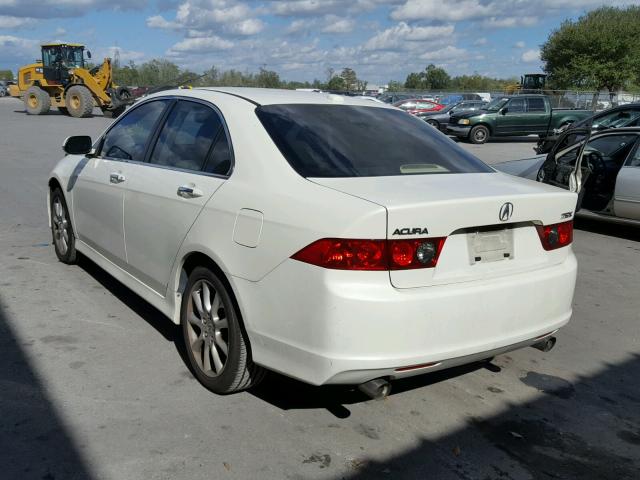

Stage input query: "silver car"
[{"left": 496, "top": 127, "right": 640, "bottom": 224}]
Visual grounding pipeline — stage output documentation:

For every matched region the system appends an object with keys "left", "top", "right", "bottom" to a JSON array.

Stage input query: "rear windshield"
[{"left": 255, "top": 104, "right": 493, "bottom": 178}]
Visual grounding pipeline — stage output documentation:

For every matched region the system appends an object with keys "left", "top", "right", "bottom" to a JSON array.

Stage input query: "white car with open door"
[
  {"left": 497, "top": 127, "right": 640, "bottom": 225},
  {"left": 48, "top": 88, "right": 578, "bottom": 397}
]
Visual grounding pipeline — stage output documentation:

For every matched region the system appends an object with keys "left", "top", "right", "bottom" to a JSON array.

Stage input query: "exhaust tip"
[
  {"left": 358, "top": 378, "right": 391, "bottom": 400},
  {"left": 532, "top": 336, "right": 557, "bottom": 352}
]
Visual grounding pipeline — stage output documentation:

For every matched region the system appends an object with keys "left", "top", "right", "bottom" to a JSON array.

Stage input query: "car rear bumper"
[
  {"left": 447, "top": 125, "right": 472, "bottom": 136},
  {"left": 233, "top": 252, "right": 577, "bottom": 385}
]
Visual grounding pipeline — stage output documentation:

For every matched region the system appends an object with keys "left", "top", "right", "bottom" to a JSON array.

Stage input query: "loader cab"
[
  {"left": 521, "top": 74, "right": 547, "bottom": 92},
  {"left": 41, "top": 44, "right": 85, "bottom": 84}
]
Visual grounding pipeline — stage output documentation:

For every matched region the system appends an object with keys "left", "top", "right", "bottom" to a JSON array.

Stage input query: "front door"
[
  {"left": 122, "top": 99, "right": 233, "bottom": 293},
  {"left": 74, "top": 98, "right": 170, "bottom": 267},
  {"left": 72, "top": 157, "right": 127, "bottom": 267},
  {"left": 495, "top": 97, "right": 527, "bottom": 134}
]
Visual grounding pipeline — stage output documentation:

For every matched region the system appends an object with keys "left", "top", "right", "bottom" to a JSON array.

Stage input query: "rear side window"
[
  {"left": 101, "top": 100, "right": 168, "bottom": 161},
  {"left": 256, "top": 104, "right": 493, "bottom": 177},
  {"left": 527, "top": 98, "right": 546, "bottom": 112},
  {"left": 150, "top": 101, "right": 222, "bottom": 172}
]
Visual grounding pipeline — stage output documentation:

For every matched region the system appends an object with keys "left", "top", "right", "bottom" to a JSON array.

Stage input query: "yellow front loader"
[{"left": 9, "top": 43, "right": 132, "bottom": 118}]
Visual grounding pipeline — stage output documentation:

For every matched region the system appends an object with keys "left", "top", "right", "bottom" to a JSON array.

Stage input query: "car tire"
[
  {"left": 24, "top": 86, "right": 51, "bottom": 115},
  {"left": 50, "top": 187, "right": 77, "bottom": 264},
  {"left": 469, "top": 125, "right": 490, "bottom": 144},
  {"left": 426, "top": 119, "right": 440, "bottom": 130},
  {"left": 65, "top": 85, "right": 94, "bottom": 118},
  {"left": 181, "top": 266, "right": 265, "bottom": 394}
]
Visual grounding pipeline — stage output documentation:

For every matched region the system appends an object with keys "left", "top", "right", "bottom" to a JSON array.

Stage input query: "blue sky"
[{"left": 0, "top": 0, "right": 637, "bottom": 84}]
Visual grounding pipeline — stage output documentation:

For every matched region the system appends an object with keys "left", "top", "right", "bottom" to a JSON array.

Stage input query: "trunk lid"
[{"left": 311, "top": 172, "right": 578, "bottom": 288}]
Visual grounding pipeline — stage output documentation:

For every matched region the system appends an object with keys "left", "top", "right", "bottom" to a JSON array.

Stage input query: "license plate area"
[{"left": 467, "top": 228, "right": 513, "bottom": 264}]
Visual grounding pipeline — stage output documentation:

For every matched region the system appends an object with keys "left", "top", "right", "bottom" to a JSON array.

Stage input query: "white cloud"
[
  {"left": 98, "top": 46, "right": 146, "bottom": 63},
  {"left": 0, "top": 0, "right": 144, "bottom": 18},
  {"left": 364, "top": 22, "right": 454, "bottom": 51},
  {"left": 481, "top": 16, "right": 537, "bottom": 28},
  {"left": 392, "top": 0, "right": 493, "bottom": 21},
  {"left": 270, "top": 0, "right": 343, "bottom": 16},
  {"left": 147, "top": 1, "right": 264, "bottom": 37},
  {"left": 321, "top": 15, "right": 354, "bottom": 34},
  {"left": 167, "top": 35, "right": 234, "bottom": 55},
  {"left": 514, "top": 41, "right": 525, "bottom": 48},
  {"left": 0, "top": 15, "right": 36, "bottom": 28},
  {"left": 227, "top": 18, "right": 265, "bottom": 35},
  {"left": 420, "top": 45, "right": 468, "bottom": 61},
  {"left": 521, "top": 49, "right": 540, "bottom": 63},
  {"left": 473, "top": 37, "right": 488, "bottom": 46}
]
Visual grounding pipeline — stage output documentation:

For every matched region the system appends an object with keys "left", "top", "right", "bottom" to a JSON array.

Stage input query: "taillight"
[
  {"left": 536, "top": 220, "right": 573, "bottom": 251},
  {"left": 389, "top": 238, "right": 446, "bottom": 270},
  {"left": 291, "top": 237, "right": 446, "bottom": 271}
]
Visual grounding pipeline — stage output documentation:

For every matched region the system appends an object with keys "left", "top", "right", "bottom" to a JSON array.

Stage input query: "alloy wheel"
[
  {"left": 52, "top": 198, "right": 69, "bottom": 255},
  {"left": 186, "top": 280, "right": 229, "bottom": 377}
]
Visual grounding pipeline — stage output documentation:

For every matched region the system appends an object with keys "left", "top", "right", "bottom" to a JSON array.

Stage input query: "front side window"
[
  {"left": 256, "top": 104, "right": 493, "bottom": 178},
  {"left": 508, "top": 98, "right": 526, "bottom": 113},
  {"left": 101, "top": 100, "right": 169, "bottom": 162},
  {"left": 486, "top": 98, "right": 509, "bottom": 111},
  {"left": 149, "top": 101, "right": 222, "bottom": 172}
]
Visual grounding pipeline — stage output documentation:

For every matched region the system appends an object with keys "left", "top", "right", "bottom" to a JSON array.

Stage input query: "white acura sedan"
[{"left": 48, "top": 88, "right": 578, "bottom": 396}]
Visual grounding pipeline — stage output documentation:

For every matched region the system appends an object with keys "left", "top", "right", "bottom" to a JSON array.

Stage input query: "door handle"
[
  {"left": 110, "top": 172, "right": 125, "bottom": 184},
  {"left": 177, "top": 185, "right": 203, "bottom": 198}
]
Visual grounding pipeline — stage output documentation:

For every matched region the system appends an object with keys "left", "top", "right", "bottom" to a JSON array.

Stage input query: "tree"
[
  {"left": 424, "top": 64, "right": 450, "bottom": 90},
  {"left": 256, "top": 67, "right": 281, "bottom": 88},
  {"left": 541, "top": 6, "right": 640, "bottom": 93},
  {"left": 327, "top": 75, "right": 346, "bottom": 91},
  {"left": 404, "top": 72, "right": 424, "bottom": 89},
  {"left": 387, "top": 80, "right": 403, "bottom": 92},
  {"left": 0, "top": 70, "right": 14, "bottom": 81},
  {"left": 340, "top": 67, "right": 358, "bottom": 90}
]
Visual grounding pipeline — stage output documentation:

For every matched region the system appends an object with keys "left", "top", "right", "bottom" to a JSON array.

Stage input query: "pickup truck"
[{"left": 447, "top": 95, "right": 593, "bottom": 144}]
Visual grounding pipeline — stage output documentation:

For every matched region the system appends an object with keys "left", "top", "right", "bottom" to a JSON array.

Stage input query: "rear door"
[
  {"left": 121, "top": 98, "right": 233, "bottom": 294},
  {"left": 614, "top": 143, "right": 640, "bottom": 220},
  {"left": 525, "top": 97, "right": 549, "bottom": 134}
]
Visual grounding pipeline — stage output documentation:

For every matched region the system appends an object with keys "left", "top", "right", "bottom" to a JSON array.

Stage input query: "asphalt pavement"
[{"left": 1, "top": 97, "right": 639, "bottom": 480}]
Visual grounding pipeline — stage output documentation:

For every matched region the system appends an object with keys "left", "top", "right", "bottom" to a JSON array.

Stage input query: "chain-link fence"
[{"left": 381, "top": 89, "right": 640, "bottom": 111}]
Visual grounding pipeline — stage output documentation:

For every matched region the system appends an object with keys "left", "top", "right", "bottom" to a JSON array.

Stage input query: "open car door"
[{"left": 536, "top": 127, "right": 592, "bottom": 193}]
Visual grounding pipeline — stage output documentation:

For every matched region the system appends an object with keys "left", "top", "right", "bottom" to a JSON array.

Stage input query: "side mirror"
[
  {"left": 86, "top": 50, "right": 92, "bottom": 59},
  {"left": 500, "top": 107, "right": 508, "bottom": 115},
  {"left": 63, "top": 136, "right": 92, "bottom": 155}
]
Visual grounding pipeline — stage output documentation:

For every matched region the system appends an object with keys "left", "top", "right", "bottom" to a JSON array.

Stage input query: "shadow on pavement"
[
  {"left": 77, "top": 255, "right": 178, "bottom": 341},
  {"left": 0, "top": 298, "right": 94, "bottom": 480},
  {"left": 575, "top": 216, "right": 640, "bottom": 242},
  {"left": 337, "top": 354, "right": 640, "bottom": 480},
  {"left": 250, "top": 362, "right": 487, "bottom": 419}
]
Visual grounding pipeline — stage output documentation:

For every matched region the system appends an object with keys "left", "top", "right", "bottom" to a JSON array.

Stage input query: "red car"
[{"left": 393, "top": 98, "right": 444, "bottom": 115}]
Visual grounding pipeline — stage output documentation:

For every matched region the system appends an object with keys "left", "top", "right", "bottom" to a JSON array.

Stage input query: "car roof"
[{"left": 191, "top": 87, "right": 394, "bottom": 108}]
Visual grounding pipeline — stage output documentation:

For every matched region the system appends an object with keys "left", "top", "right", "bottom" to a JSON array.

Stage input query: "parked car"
[
  {"left": 535, "top": 103, "right": 640, "bottom": 154},
  {"left": 418, "top": 100, "right": 487, "bottom": 132},
  {"left": 393, "top": 98, "right": 444, "bottom": 115},
  {"left": 496, "top": 127, "right": 640, "bottom": 224},
  {"left": 48, "top": 88, "right": 577, "bottom": 396},
  {"left": 438, "top": 93, "right": 483, "bottom": 105},
  {"left": 447, "top": 95, "right": 593, "bottom": 144},
  {"left": 378, "top": 92, "right": 415, "bottom": 104},
  {"left": 0, "top": 80, "right": 13, "bottom": 97}
]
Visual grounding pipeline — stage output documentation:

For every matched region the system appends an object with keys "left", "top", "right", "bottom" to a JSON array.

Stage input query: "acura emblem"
[{"left": 499, "top": 202, "right": 514, "bottom": 222}]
